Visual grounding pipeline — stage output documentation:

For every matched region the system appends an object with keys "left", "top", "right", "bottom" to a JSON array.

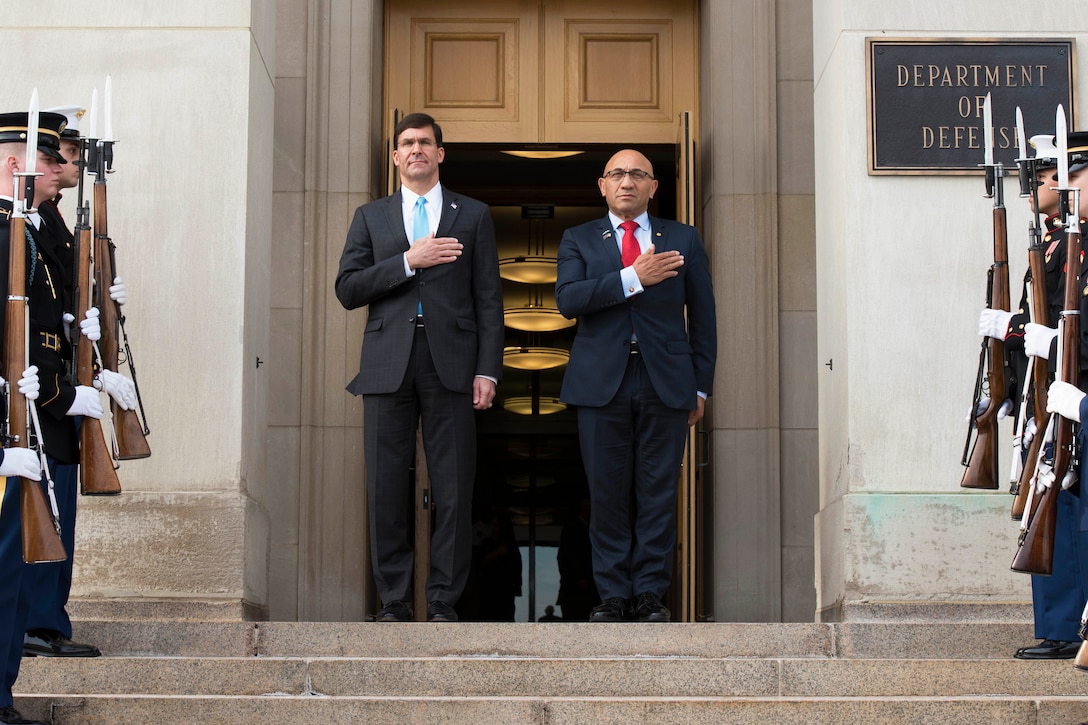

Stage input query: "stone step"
[
  {"left": 67, "top": 620, "right": 1037, "bottom": 660},
  {"left": 14, "top": 655, "right": 1088, "bottom": 698},
  {"left": 12, "top": 653, "right": 1088, "bottom": 696},
  {"left": 11, "top": 694, "right": 1088, "bottom": 725},
  {"left": 13, "top": 619, "right": 1083, "bottom": 725}
]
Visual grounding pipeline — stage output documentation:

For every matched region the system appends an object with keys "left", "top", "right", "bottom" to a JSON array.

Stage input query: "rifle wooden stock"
[
  {"left": 1075, "top": 639, "right": 1088, "bottom": 671},
  {"left": 962, "top": 204, "right": 1011, "bottom": 489},
  {"left": 1012, "top": 244, "right": 1052, "bottom": 519},
  {"left": 7, "top": 215, "right": 66, "bottom": 563},
  {"left": 961, "top": 417, "right": 999, "bottom": 489},
  {"left": 93, "top": 179, "right": 149, "bottom": 461},
  {"left": 75, "top": 219, "right": 121, "bottom": 495},
  {"left": 1011, "top": 226, "right": 1080, "bottom": 574}
]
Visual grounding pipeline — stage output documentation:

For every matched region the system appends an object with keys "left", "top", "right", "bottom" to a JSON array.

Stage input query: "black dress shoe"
[
  {"left": 427, "top": 601, "right": 458, "bottom": 622},
  {"left": 374, "top": 600, "right": 413, "bottom": 622},
  {"left": 1014, "top": 639, "right": 1080, "bottom": 659},
  {"left": 633, "top": 591, "right": 671, "bottom": 623},
  {"left": 590, "top": 597, "right": 629, "bottom": 622},
  {"left": 0, "top": 706, "right": 45, "bottom": 724},
  {"left": 23, "top": 630, "right": 101, "bottom": 658}
]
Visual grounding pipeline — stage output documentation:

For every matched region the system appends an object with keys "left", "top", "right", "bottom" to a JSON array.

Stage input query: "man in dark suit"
[
  {"left": 556, "top": 148, "right": 716, "bottom": 623},
  {"left": 335, "top": 113, "right": 503, "bottom": 623}
]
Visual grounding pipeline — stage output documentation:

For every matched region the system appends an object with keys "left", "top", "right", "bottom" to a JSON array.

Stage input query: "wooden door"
[
  {"left": 384, "top": 0, "right": 697, "bottom": 144},
  {"left": 673, "top": 110, "right": 705, "bottom": 623}
]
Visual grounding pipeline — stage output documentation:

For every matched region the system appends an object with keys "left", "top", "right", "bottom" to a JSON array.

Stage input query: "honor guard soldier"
[
  {"left": 997, "top": 131, "right": 1088, "bottom": 659},
  {"left": 0, "top": 108, "right": 66, "bottom": 725},
  {"left": 19, "top": 104, "right": 132, "bottom": 660}
]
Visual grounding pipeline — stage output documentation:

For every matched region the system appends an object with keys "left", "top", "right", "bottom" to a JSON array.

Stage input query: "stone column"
[
  {"left": 701, "top": 0, "right": 783, "bottom": 622},
  {"left": 270, "top": 0, "right": 384, "bottom": 621}
]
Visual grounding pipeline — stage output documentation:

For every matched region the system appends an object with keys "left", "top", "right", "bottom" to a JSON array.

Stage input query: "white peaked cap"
[
  {"left": 1029, "top": 134, "right": 1058, "bottom": 161},
  {"left": 42, "top": 105, "right": 86, "bottom": 138}
]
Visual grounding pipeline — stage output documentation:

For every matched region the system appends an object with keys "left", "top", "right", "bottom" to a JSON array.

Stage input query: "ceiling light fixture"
[
  {"left": 503, "top": 346, "right": 570, "bottom": 370},
  {"left": 499, "top": 256, "right": 557, "bottom": 284},
  {"left": 500, "top": 150, "right": 584, "bottom": 160},
  {"left": 502, "top": 396, "right": 567, "bottom": 415},
  {"left": 504, "top": 286, "right": 574, "bottom": 332},
  {"left": 500, "top": 215, "right": 557, "bottom": 283}
]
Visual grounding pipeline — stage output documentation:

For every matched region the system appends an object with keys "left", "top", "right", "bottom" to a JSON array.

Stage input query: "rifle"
[
  {"left": 1011, "top": 108, "right": 1079, "bottom": 575},
  {"left": 962, "top": 94, "right": 1009, "bottom": 490},
  {"left": 1010, "top": 241, "right": 1049, "bottom": 520},
  {"left": 6, "top": 92, "right": 67, "bottom": 563},
  {"left": 75, "top": 199, "right": 120, "bottom": 495},
  {"left": 1074, "top": 598, "right": 1088, "bottom": 672},
  {"left": 1011, "top": 115, "right": 1052, "bottom": 520},
  {"left": 89, "top": 90, "right": 150, "bottom": 461}
]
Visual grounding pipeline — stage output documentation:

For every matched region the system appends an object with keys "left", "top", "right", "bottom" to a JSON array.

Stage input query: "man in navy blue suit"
[{"left": 556, "top": 149, "right": 716, "bottom": 622}]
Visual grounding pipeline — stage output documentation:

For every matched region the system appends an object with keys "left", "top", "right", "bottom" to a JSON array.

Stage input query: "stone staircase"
[{"left": 12, "top": 604, "right": 1088, "bottom": 724}]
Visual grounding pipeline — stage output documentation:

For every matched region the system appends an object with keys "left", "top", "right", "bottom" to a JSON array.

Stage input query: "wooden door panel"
[
  {"left": 386, "top": 0, "right": 696, "bottom": 144},
  {"left": 386, "top": 0, "right": 540, "bottom": 141},
  {"left": 543, "top": 0, "right": 696, "bottom": 143}
]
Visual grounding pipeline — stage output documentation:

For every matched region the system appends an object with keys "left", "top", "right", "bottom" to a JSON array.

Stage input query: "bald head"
[{"left": 598, "top": 149, "right": 659, "bottom": 220}]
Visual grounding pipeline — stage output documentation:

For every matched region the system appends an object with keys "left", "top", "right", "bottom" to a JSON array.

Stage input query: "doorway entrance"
[{"left": 436, "top": 144, "right": 684, "bottom": 621}]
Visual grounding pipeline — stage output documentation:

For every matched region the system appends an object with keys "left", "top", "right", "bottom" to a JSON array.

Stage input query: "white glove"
[
  {"left": 1047, "top": 380, "right": 1086, "bottom": 423},
  {"left": 0, "top": 448, "right": 40, "bottom": 481},
  {"left": 967, "top": 397, "right": 1013, "bottom": 422},
  {"left": 979, "top": 309, "right": 1015, "bottom": 339},
  {"left": 66, "top": 385, "right": 103, "bottom": 419},
  {"left": 109, "top": 276, "right": 127, "bottom": 305},
  {"left": 1025, "top": 323, "right": 1059, "bottom": 359},
  {"left": 17, "top": 365, "right": 39, "bottom": 401},
  {"left": 80, "top": 307, "right": 101, "bottom": 342},
  {"left": 95, "top": 369, "right": 136, "bottom": 411},
  {"left": 1023, "top": 417, "right": 1039, "bottom": 449},
  {"left": 1036, "top": 461, "right": 1056, "bottom": 493},
  {"left": 62, "top": 312, "right": 76, "bottom": 343}
]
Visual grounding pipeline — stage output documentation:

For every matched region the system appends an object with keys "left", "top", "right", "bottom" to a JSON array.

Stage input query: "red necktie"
[{"left": 620, "top": 220, "right": 640, "bottom": 267}]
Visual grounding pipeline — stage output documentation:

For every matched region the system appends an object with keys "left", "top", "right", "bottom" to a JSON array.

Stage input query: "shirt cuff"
[
  {"left": 403, "top": 253, "right": 415, "bottom": 277},
  {"left": 620, "top": 267, "right": 643, "bottom": 298}
]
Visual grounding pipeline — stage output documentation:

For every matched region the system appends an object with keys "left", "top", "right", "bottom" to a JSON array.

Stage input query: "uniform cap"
[
  {"left": 1068, "top": 131, "right": 1088, "bottom": 174},
  {"left": 42, "top": 105, "right": 85, "bottom": 139},
  {"left": 0, "top": 111, "right": 69, "bottom": 164},
  {"left": 1029, "top": 134, "right": 1059, "bottom": 170}
]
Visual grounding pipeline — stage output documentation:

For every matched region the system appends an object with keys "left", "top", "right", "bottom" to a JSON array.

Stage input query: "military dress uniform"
[
  {"left": 1009, "top": 211, "right": 1088, "bottom": 657},
  {"left": 0, "top": 199, "right": 34, "bottom": 719},
  {"left": 0, "top": 109, "right": 73, "bottom": 718},
  {"left": 20, "top": 195, "right": 92, "bottom": 656}
]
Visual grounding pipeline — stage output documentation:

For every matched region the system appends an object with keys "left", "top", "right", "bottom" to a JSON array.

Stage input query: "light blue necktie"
[{"left": 412, "top": 197, "right": 428, "bottom": 317}]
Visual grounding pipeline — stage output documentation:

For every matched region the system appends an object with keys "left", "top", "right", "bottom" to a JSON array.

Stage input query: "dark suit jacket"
[
  {"left": 555, "top": 214, "right": 716, "bottom": 410},
  {"left": 335, "top": 186, "right": 503, "bottom": 395}
]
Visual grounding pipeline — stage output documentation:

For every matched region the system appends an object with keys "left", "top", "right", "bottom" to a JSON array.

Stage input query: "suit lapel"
[
  {"left": 648, "top": 215, "right": 670, "bottom": 253},
  {"left": 383, "top": 190, "right": 411, "bottom": 251},
  {"left": 597, "top": 217, "right": 622, "bottom": 268},
  {"left": 436, "top": 191, "right": 462, "bottom": 237}
]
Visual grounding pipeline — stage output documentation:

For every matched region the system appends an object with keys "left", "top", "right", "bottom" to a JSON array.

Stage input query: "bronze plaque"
[{"left": 867, "top": 39, "right": 1075, "bottom": 174}]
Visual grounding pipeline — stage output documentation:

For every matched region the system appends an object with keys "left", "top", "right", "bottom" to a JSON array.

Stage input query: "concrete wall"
[
  {"left": 1, "top": 1, "right": 273, "bottom": 616},
  {"left": 813, "top": 0, "right": 1085, "bottom": 619}
]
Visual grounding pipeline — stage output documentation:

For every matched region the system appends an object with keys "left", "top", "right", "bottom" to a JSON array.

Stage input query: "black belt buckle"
[
  {"left": 415, "top": 317, "right": 425, "bottom": 328},
  {"left": 629, "top": 341, "right": 640, "bottom": 355}
]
